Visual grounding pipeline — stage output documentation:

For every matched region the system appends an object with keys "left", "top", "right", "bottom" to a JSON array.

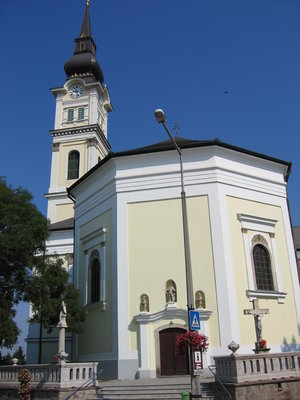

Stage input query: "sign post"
[
  {"left": 193, "top": 350, "right": 203, "bottom": 373},
  {"left": 189, "top": 310, "right": 200, "bottom": 331}
]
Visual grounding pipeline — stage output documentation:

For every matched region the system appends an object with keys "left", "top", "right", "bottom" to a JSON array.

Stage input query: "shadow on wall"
[{"left": 281, "top": 336, "right": 300, "bottom": 352}]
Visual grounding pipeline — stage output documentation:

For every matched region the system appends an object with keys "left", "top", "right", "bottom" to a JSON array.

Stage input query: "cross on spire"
[
  {"left": 244, "top": 299, "right": 269, "bottom": 345},
  {"left": 173, "top": 122, "right": 180, "bottom": 137}
]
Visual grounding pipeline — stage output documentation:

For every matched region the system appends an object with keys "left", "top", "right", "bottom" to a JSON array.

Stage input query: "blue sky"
[{"left": 0, "top": 0, "right": 299, "bottom": 352}]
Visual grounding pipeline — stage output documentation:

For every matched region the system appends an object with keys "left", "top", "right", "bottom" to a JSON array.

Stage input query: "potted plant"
[
  {"left": 259, "top": 338, "right": 267, "bottom": 349},
  {"left": 18, "top": 369, "right": 31, "bottom": 400}
]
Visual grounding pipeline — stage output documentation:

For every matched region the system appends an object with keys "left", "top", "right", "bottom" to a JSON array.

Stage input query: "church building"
[{"left": 26, "top": 2, "right": 300, "bottom": 380}]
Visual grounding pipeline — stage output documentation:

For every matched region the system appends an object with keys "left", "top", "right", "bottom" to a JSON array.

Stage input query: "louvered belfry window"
[
  {"left": 78, "top": 107, "right": 84, "bottom": 120},
  {"left": 253, "top": 244, "right": 274, "bottom": 291},
  {"left": 67, "top": 108, "right": 74, "bottom": 122}
]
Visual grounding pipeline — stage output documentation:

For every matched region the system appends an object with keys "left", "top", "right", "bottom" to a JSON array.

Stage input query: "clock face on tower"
[{"left": 69, "top": 85, "right": 83, "bottom": 98}]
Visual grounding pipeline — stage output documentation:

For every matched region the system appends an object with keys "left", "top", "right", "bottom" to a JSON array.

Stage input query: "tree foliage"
[
  {"left": 0, "top": 347, "right": 26, "bottom": 365},
  {"left": 0, "top": 177, "right": 84, "bottom": 351},
  {"left": 0, "top": 177, "right": 48, "bottom": 348},
  {"left": 13, "top": 346, "right": 26, "bottom": 364},
  {"left": 24, "top": 256, "right": 85, "bottom": 333}
]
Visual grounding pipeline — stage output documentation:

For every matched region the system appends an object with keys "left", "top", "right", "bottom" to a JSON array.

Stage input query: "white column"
[
  {"left": 241, "top": 228, "right": 256, "bottom": 292},
  {"left": 137, "top": 320, "right": 150, "bottom": 378},
  {"left": 270, "top": 233, "right": 283, "bottom": 298},
  {"left": 89, "top": 89, "right": 98, "bottom": 125},
  {"left": 49, "top": 143, "right": 60, "bottom": 192},
  {"left": 208, "top": 185, "right": 240, "bottom": 351},
  {"left": 83, "top": 250, "right": 89, "bottom": 305},
  {"left": 87, "top": 138, "right": 97, "bottom": 170},
  {"left": 100, "top": 241, "right": 106, "bottom": 304},
  {"left": 54, "top": 94, "right": 63, "bottom": 129}
]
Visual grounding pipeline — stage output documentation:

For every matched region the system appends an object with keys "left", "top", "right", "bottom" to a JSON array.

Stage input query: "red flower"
[
  {"left": 176, "top": 331, "right": 209, "bottom": 353},
  {"left": 259, "top": 339, "right": 267, "bottom": 348}
]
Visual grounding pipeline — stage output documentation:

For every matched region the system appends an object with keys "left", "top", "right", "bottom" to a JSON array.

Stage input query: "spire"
[
  {"left": 80, "top": 1, "right": 92, "bottom": 38},
  {"left": 64, "top": 0, "right": 104, "bottom": 83}
]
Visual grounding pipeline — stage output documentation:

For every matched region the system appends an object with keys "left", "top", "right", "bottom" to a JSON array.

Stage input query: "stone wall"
[
  {"left": 215, "top": 378, "right": 300, "bottom": 400},
  {"left": 0, "top": 386, "right": 99, "bottom": 400}
]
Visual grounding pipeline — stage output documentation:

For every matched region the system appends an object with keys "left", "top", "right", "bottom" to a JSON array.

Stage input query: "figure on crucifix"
[{"left": 244, "top": 299, "right": 269, "bottom": 353}]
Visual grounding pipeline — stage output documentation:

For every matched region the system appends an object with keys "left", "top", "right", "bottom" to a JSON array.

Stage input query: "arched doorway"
[{"left": 159, "top": 328, "right": 189, "bottom": 375}]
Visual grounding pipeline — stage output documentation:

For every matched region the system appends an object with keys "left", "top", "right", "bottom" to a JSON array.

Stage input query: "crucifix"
[
  {"left": 173, "top": 122, "right": 180, "bottom": 137},
  {"left": 244, "top": 299, "right": 269, "bottom": 348}
]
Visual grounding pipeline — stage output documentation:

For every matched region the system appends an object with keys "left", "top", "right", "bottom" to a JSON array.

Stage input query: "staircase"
[{"left": 88, "top": 376, "right": 220, "bottom": 400}]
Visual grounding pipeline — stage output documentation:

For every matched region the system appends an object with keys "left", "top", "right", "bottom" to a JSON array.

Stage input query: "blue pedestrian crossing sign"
[{"left": 190, "top": 310, "right": 200, "bottom": 331}]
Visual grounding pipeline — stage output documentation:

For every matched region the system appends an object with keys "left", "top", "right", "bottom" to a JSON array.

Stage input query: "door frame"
[{"left": 154, "top": 323, "right": 188, "bottom": 376}]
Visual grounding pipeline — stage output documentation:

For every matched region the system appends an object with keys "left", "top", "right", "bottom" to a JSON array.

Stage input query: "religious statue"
[
  {"left": 140, "top": 294, "right": 149, "bottom": 312},
  {"left": 56, "top": 301, "right": 68, "bottom": 363},
  {"left": 256, "top": 315, "right": 263, "bottom": 342},
  {"left": 244, "top": 299, "right": 269, "bottom": 353},
  {"left": 166, "top": 282, "right": 176, "bottom": 303},
  {"left": 195, "top": 290, "right": 206, "bottom": 309},
  {"left": 57, "top": 301, "right": 67, "bottom": 328}
]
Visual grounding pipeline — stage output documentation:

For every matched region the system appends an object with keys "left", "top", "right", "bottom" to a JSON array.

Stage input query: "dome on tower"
[{"left": 64, "top": 52, "right": 104, "bottom": 83}]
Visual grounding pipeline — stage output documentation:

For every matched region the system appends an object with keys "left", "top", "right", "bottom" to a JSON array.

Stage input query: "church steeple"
[
  {"left": 79, "top": 0, "right": 92, "bottom": 38},
  {"left": 47, "top": 0, "right": 112, "bottom": 225},
  {"left": 64, "top": 0, "right": 104, "bottom": 83}
]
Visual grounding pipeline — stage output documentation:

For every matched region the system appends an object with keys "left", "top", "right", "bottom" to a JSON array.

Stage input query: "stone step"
[{"left": 90, "top": 378, "right": 219, "bottom": 400}]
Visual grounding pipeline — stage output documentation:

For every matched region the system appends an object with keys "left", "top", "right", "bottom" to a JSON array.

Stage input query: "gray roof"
[
  {"left": 68, "top": 137, "right": 292, "bottom": 194},
  {"left": 50, "top": 217, "right": 74, "bottom": 231}
]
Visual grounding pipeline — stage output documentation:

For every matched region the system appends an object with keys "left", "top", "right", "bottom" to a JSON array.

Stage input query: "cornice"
[
  {"left": 134, "top": 303, "right": 212, "bottom": 324},
  {"left": 49, "top": 124, "right": 111, "bottom": 152}
]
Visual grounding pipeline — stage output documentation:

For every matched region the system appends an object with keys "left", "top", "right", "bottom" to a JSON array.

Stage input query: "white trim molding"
[
  {"left": 81, "top": 227, "right": 107, "bottom": 308},
  {"left": 238, "top": 213, "right": 286, "bottom": 303},
  {"left": 237, "top": 214, "right": 277, "bottom": 234}
]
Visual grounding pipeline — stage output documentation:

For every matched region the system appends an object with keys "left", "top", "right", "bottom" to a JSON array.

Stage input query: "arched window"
[
  {"left": 68, "top": 151, "right": 80, "bottom": 180},
  {"left": 253, "top": 244, "right": 274, "bottom": 291},
  {"left": 91, "top": 258, "right": 100, "bottom": 302}
]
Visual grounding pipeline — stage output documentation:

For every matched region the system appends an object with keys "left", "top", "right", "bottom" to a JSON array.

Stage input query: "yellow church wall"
[
  {"left": 77, "top": 209, "right": 113, "bottom": 355},
  {"left": 127, "top": 195, "right": 220, "bottom": 362},
  {"left": 55, "top": 203, "right": 74, "bottom": 222},
  {"left": 227, "top": 196, "right": 299, "bottom": 347}
]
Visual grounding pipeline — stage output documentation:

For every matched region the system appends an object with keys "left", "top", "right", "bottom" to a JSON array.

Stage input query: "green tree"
[
  {"left": 24, "top": 255, "right": 85, "bottom": 362},
  {"left": 0, "top": 352, "right": 12, "bottom": 365},
  {"left": 0, "top": 177, "right": 48, "bottom": 348},
  {"left": 13, "top": 346, "right": 26, "bottom": 365}
]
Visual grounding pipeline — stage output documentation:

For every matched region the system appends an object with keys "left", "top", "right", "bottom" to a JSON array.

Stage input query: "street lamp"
[{"left": 154, "top": 109, "right": 201, "bottom": 397}]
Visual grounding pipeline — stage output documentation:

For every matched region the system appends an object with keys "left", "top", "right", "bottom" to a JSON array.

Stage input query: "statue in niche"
[
  {"left": 195, "top": 290, "right": 206, "bottom": 309},
  {"left": 166, "top": 280, "right": 177, "bottom": 303},
  {"left": 140, "top": 294, "right": 149, "bottom": 312}
]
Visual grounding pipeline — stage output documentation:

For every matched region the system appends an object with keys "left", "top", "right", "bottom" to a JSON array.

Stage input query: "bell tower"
[{"left": 46, "top": 0, "right": 113, "bottom": 224}]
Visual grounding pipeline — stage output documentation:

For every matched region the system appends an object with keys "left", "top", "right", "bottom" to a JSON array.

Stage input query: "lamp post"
[{"left": 154, "top": 109, "right": 201, "bottom": 397}]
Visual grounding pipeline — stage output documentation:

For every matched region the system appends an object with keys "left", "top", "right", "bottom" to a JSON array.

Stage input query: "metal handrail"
[
  {"left": 64, "top": 369, "right": 103, "bottom": 400},
  {"left": 208, "top": 365, "right": 232, "bottom": 399}
]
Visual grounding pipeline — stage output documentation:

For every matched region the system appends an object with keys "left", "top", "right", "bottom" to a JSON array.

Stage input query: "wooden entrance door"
[{"left": 159, "top": 328, "right": 189, "bottom": 375}]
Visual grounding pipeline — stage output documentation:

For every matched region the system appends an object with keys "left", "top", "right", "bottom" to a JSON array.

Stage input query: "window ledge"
[
  {"left": 246, "top": 289, "right": 287, "bottom": 304},
  {"left": 84, "top": 300, "right": 106, "bottom": 313}
]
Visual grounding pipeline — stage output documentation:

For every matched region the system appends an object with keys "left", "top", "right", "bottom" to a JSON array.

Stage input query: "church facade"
[{"left": 27, "top": 2, "right": 300, "bottom": 380}]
